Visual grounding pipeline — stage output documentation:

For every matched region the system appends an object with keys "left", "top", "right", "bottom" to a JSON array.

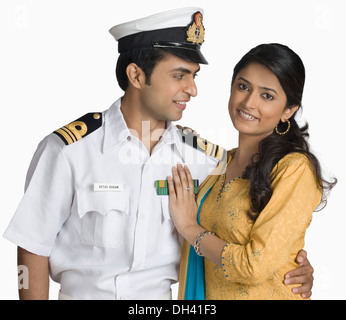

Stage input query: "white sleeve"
[{"left": 3, "top": 134, "right": 73, "bottom": 256}]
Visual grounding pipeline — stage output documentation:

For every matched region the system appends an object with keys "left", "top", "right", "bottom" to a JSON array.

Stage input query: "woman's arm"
[
  {"left": 168, "top": 159, "right": 319, "bottom": 296},
  {"left": 219, "top": 156, "right": 320, "bottom": 285}
]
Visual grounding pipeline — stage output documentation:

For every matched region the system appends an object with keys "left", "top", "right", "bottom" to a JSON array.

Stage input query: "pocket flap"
[{"left": 76, "top": 188, "right": 129, "bottom": 218}]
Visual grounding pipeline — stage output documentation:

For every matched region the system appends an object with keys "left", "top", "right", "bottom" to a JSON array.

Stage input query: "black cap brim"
[
  {"left": 117, "top": 27, "right": 208, "bottom": 65},
  {"left": 163, "top": 47, "right": 208, "bottom": 65}
]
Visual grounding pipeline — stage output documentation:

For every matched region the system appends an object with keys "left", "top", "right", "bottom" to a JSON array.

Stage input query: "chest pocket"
[{"left": 76, "top": 188, "right": 129, "bottom": 248}]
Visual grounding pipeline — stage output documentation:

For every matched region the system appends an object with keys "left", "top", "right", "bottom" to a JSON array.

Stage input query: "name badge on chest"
[{"left": 94, "top": 183, "right": 123, "bottom": 192}]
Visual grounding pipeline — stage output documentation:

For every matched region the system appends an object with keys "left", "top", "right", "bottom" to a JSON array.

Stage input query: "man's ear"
[{"left": 126, "top": 63, "right": 145, "bottom": 89}]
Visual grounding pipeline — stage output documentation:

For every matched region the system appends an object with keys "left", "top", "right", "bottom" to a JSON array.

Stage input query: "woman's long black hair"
[{"left": 232, "top": 43, "right": 337, "bottom": 221}]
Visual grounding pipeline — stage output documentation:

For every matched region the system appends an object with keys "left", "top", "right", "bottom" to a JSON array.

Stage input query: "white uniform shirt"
[{"left": 4, "top": 98, "right": 221, "bottom": 300}]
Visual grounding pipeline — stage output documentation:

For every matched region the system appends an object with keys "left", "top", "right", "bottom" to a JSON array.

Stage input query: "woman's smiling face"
[{"left": 228, "top": 62, "right": 297, "bottom": 140}]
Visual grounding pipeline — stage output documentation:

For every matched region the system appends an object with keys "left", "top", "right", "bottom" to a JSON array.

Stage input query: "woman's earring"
[{"left": 275, "top": 119, "right": 291, "bottom": 136}]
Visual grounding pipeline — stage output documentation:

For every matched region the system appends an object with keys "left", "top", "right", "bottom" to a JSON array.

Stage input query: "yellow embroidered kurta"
[{"left": 200, "top": 150, "right": 322, "bottom": 300}]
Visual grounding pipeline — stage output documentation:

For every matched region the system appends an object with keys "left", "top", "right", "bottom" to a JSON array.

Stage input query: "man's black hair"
[{"left": 116, "top": 48, "right": 169, "bottom": 91}]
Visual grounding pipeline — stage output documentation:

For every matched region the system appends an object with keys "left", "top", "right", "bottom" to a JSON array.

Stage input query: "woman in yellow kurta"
[
  {"left": 167, "top": 44, "right": 336, "bottom": 300},
  {"left": 201, "top": 150, "right": 320, "bottom": 300}
]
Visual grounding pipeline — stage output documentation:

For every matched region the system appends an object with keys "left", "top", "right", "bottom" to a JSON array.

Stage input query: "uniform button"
[{"left": 93, "top": 113, "right": 101, "bottom": 120}]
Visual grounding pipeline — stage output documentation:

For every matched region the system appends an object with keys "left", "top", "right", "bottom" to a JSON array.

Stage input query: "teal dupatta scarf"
[
  {"left": 177, "top": 145, "right": 227, "bottom": 301},
  {"left": 184, "top": 187, "right": 213, "bottom": 300}
]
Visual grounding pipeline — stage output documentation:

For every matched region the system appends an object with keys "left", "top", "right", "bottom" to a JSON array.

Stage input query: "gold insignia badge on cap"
[{"left": 186, "top": 11, "right": 205, "bottom": 45}]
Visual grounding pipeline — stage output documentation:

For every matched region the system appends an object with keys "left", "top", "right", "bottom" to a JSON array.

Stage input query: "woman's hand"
[
  {"left": 168, "top": 164, "right": 228, "bottom": 266},
  {"left": 167, "top": 164, "right": 200, "bottom": 239}
]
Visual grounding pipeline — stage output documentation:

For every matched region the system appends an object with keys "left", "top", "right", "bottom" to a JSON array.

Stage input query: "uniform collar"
[
  {"left": 103, "top": 98, "right": 132, "bottom": 152},
  {"left": 102, "top": 98, "right": 182, "bottom": 153}
]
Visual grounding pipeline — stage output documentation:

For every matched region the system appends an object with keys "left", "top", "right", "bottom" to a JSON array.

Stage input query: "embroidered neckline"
[
  {"left": 216, "top": 174, "right": 242, "bottom": 202},
  {"left": 216, "top": 148, "right": 243, "bottom": 202}
]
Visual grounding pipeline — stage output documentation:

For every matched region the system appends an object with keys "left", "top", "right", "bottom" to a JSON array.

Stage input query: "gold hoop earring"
[{"left": 275, "top": 119, "right": 291, "bottom": 136}]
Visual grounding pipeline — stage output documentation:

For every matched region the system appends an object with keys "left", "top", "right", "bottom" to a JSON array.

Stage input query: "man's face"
[{"left": 139, "top": 53, "right": 200, "bottom": 122}]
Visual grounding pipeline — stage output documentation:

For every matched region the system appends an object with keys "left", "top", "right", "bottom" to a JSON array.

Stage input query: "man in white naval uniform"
[{"left": 4, "top": 8, "right": 314, "bottom": 300}]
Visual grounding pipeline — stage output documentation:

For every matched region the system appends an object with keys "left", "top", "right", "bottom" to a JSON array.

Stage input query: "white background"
[{"left": 1, "top": 0, "right": 345, "bottom": 300}]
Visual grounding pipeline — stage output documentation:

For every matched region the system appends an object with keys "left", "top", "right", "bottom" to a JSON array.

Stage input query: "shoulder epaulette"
[
  {"left": 178, "top": 129, "right": 226, "bottom": 162},
  {"left": 53, "top": 112, "right": 102, "bottom": 145}
]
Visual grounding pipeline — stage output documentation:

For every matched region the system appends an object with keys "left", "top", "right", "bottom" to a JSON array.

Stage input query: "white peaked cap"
[
  {"left": 109, "top": 7, "right": 208, "bottom": 64},
  {"left": 109, "top": 7, "right": 204, "bottom": 40}
]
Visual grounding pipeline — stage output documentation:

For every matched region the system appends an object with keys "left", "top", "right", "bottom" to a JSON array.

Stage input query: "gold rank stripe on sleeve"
[
  {"left": 156, "top": 179, "right": 199, "bottom": 195},
  {"left": 179, "top": 129, "right": 226, "bottom": 162},
  {"left": 53, "top": 113, "right": 102, "bottom": 145},
  {"left": 55, "top": 126, "right": 79, "bottom": 145}
]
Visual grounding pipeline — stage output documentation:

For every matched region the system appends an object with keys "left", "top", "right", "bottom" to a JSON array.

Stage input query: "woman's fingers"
[
  {"left": 171, "top": 165, "right": 183, "bottom": 198},
  {"left": 170, "top": 164, "right": 194, "bottom": 197},
  {"left": 177, "top": 164, "right": 189, "bottom": 191},
  {"left": 184, "top": 165, "right": 194, "bottom": 194},
  {"left": 167, "top": 176, "right": 176, "bottom": 200}
]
